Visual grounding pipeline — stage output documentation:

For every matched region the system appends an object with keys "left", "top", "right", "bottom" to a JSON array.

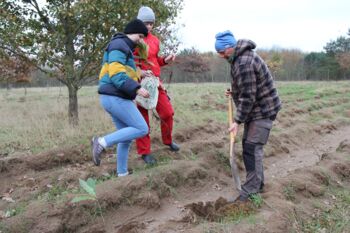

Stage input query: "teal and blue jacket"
[{"left": 98, "top": 33, "right": 141, "bottom": 100}]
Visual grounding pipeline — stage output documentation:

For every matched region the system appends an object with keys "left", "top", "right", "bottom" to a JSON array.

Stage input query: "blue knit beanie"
[
  {"left": 137, "top": 6, "right": 155, "bottom": 22},
  {"left": 215, "top": 30, "right": 237, "bottom": 52}
]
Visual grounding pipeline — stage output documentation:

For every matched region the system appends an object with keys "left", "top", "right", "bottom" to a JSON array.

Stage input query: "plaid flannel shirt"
[{"left": 229, "top": 39, "right": 281, "bottom": 124}]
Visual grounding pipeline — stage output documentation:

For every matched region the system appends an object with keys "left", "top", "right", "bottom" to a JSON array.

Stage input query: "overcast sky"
[{"left": 176, "top": 0, "right": 350, "bottom": 53}]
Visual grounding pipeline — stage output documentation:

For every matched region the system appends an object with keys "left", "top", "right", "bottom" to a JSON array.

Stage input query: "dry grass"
[
  {"left": 1, "top": 81, "right": 350, "bottom": 156},
  {"left": 0, "top": 86, "right": 109, "bottom": 154},
  {"left": 1, "top": 81, "right": 350, "bottom": 233}
]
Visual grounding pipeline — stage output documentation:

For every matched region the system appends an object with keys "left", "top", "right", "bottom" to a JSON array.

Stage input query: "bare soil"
[{"left": 1, "top": 117, "right": 350, "bottom": 232}]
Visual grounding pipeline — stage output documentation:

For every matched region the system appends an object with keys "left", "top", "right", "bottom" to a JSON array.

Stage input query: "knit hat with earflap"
[
  {"left": 124, "top": 19, "right": 148, "bottom": 36},
  {"left": 215, "top": 30, "right": 237, "bottom": 52},
  {"left": 137, "top": 6, "right": 155, "bottom": 22}
]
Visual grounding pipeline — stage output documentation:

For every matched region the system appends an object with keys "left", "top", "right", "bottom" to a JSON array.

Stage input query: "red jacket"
[{"left": 134, "top": 32, "right": 166, "bottom": 78}]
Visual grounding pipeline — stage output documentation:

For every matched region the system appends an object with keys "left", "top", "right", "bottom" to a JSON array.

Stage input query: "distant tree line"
[
  {"left": 2, "top": 28, "right": 350, "bottom": 90},
  {"left": 161, "top": 29, "right": 350, "bottom": 82}
]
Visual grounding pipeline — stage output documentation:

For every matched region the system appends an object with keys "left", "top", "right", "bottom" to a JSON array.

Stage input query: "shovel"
[{"left": 227, "top": 92, "right": 242, "bottom": 191}]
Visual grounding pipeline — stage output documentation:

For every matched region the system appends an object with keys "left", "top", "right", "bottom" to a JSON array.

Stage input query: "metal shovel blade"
[{"left": 230, "top": 138, "right": 242, "bottom": 191}]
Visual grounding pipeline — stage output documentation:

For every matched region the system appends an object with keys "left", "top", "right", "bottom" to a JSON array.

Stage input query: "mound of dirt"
[
  {"left": 332, "top": 162, "right": 350, "bottom": 179},
  {"left": 26, "top": 146, "right": 88, "bottom": 171},
  {"left": 2, "top": 115, "right": 350, "bottom": 233},
  {"left": 312, "top": 170, "right": 332, "bottom": 186},
  {"left": 183, "top": 197, "right": 255, "bottom": 223},
  {"left": 0, "top": 146, "right": 87, "bottom": 176},
  {"left": 282, "top": 178, "right": 325, "bottom": 203},
  {"left": 173, "top": 122, "right": 225, "bottom": 144},
  {"left": 0, "top": 157, "right": 25, "bottom": 174},
  {"left": 117, "top": 221, "right": 146, "bottom": 233},
  {"left": 337, "top": 139, "right": 350, "bottom": 153},
  {"left": 134, "top": 191, "right": 161, "bottom": 209}
]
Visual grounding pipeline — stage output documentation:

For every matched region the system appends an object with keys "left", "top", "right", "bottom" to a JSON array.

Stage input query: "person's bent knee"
[
  {"left": 139, "top": 124, "right": 149, "bottom": 137},
  {"left": 158, "top": 111, "right": 174, "bottom": 121}
]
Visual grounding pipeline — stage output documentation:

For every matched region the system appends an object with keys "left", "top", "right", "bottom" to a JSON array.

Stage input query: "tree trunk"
[{"left": 68, "top": 85, "right": 79, "bottom": 126}]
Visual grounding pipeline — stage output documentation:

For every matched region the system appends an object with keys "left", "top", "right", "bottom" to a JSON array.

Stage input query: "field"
[{"left": 0, "top": 81, "right": 350, "bottom": 233}]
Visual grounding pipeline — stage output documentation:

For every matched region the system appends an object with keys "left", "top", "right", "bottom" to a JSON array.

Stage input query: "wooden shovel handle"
[
  {"left": 228, "top": 92, "right": 242, "bottom": 191},
  {"left": 228, "top": 95, "right": 236, "bottom": 142}
]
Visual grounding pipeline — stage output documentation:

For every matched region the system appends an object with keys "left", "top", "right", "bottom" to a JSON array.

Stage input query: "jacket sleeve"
[
  {"left": 108, "top": 50, "right": 140, "bottom": 98},
  {"left": 157, "top": 55, "right": 167, "bottom": 67},
  {"left": 119, "top": 78, "right": 140, "bottom": 99},
  {"left": 234, "top": 63, "right": 257, "bottom": 123}
]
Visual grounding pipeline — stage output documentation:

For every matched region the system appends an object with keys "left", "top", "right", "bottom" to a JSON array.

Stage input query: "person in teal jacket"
[{"left": 92, "top": 19, "right": 150, "bottom": 177}]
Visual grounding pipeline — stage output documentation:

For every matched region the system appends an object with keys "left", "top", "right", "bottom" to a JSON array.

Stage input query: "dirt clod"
[
  {"left": 337, "top": 139, "right": 350, "bottom": 153},
  {"left": 332, "top": 162, "right": 350, "bottom": 179},
  {"left": 184, "top": 197, "right": 254, "bottom": 222},
  {"left": 116, "top": 221, "right": 146, "bottom": 233},
  {"left": 135, "top": 191, "right": 161, "bottom": 209},
  {"left": 307, "top": 184, "right": 325, "bottom": 197}
]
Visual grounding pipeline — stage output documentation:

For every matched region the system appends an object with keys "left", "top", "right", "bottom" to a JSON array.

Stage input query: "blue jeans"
[{"left": 100, "top": 95, "right": 148, "bottom": 175}]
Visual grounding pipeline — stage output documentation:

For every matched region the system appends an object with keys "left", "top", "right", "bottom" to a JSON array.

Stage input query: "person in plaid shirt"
[{"left": 215, "top": 30, "right": 282, "bottom": 203}]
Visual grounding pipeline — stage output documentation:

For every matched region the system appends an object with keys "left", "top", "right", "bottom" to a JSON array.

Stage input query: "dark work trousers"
[{"left": 240, "top": 118, "right": 273, "bottom": 198}]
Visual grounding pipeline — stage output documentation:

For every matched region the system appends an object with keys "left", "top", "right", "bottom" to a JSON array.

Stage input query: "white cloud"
[{"left": 176, "top": 0, "right": 350, "bottom": 52}]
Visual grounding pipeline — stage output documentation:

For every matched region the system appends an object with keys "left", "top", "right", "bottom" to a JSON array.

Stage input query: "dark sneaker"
[
  {"left": 92, "top": 137, "right": 104, "bottom": 166},
  {"left": 142, "top": 154, "right": 157, "bottom": 165},
  {"left": 259, "top": 182, "right": 264, "bottom": 193},
  {"left": 167, "top": 142, "right": 180, "bottom": 152}
]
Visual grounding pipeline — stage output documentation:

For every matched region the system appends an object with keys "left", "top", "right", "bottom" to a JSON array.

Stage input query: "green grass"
[
  {"left": 214, "top": 152, "right": 231, "bottom": 172},
  {"left": 249, "top": 194, "right": 263, "bottom": 208},
  {"left": 2, "top": 81, "right": 350, "bottom": 232},
  {"left": 283, "top": 183, "right": 296, "bottom": 201},
  {"left": 207, "top": 195, "right": 263, "bottom": 228},
  {"left": 1, "top": 81, "right": 350, "bottom": 156},
  {"left": 184, "top": 151, "right": 199, "bottom": 161},
  {"left": 4, "top": 202, "right": 27, "bottom": 218},
  {"left": 220, "top": 210, "right": 252, "bottom": 224},
  {"left": 292, "top": 188, "right": 350, "bottom": 233},
  {"left": 0, "top": 216, "right": 33, "bottom": 233},
  {"left": 309, "top": 114, "right": 326, "bottom": 123},
  {"left": 46, "top": 184, "right": 69, "bottom": 202}
]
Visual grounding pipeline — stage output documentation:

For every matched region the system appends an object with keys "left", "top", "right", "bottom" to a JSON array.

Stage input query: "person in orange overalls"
[{"left": 135, "top": 6, "right": 180, "bottom": 164}]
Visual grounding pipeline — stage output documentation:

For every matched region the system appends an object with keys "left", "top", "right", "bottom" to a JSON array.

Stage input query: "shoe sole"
[{"left": 92, "top": 137, "right": 101, "bottom": 166}]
